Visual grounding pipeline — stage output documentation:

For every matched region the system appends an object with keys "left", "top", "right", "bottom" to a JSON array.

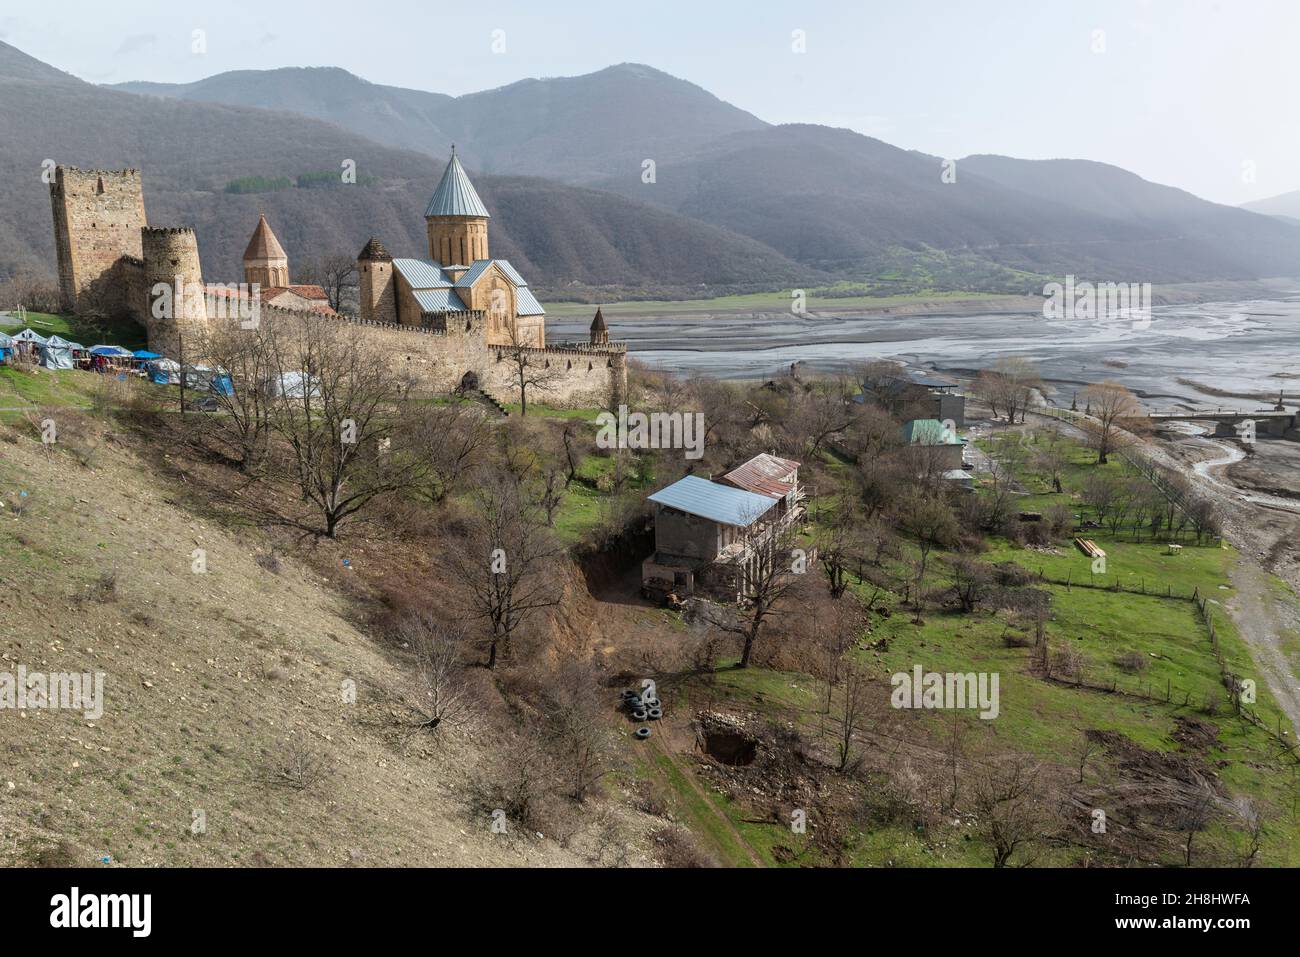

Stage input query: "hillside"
[
  {"left": 106, "top": 58, "right": 1300, "bottom": 286},
  {"left": 0, "top": 42, "right": 806, "bottom": 299},
  {"left": 111, "top": 63, "right": 769, "bottom": 184},
  {"left": 0, "top": 402, "right": 652, "bottom": 867},
  {"left": 594, "top": 126, "right": 1300, "bottom": 282},
  {"left": 1242, "top": 189, "right": 1300, "bottom": 223}
]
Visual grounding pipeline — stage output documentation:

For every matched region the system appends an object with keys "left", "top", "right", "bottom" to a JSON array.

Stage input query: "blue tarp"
[
  {"left": 133, "top": 350, "right": 162, "bottom": 360},
  {"left": 89, "top": 345, "right": 133, "bottom": 357}
]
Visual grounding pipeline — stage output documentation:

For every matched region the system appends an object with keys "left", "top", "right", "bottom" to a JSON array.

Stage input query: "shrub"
[{"left": 1116, "top": 651, "right": 1149, "bottom": 674}]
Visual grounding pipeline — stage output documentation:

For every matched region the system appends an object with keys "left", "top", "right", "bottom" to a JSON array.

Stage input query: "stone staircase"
[{"left": 468, "top": 387, "right": 510, "bottom": 417}]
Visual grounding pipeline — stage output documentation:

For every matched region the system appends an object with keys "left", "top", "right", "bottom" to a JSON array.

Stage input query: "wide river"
[{"left": 547, "top": 295, "right": 1300, "bottom": 410}]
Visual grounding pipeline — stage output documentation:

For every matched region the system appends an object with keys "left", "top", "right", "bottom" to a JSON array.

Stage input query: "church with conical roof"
[
  {"left": 47, "top": 154, "right": 625, "bottom": 408},
  {"left": 358, "top": 148, "right": 546, "bottom": 347}
]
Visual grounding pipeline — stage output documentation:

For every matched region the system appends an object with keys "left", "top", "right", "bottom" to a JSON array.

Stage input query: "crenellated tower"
[
  {"left": 48, "top": 166, "right": 147, "bottom": 316},
  {"left": 141, "top": 226, "right": 206, "bottom": 357}
]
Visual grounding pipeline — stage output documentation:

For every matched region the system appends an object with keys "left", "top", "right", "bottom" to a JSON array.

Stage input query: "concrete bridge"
[{"left": 1147, "top": 407, "right": 1299, "bottom": 439}]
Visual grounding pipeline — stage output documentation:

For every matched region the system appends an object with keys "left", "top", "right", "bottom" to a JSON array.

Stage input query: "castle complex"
[{"left": 48, "top": 153, "right": 627, "bottom": 408}]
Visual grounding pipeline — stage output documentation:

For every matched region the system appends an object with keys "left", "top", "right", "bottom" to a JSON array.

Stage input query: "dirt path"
[{"left": 643, "top": 728, "right": 765, "bottom": 867}]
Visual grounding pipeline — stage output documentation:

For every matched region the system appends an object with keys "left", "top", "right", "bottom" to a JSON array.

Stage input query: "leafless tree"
[
  {"left": 1034, "top": 433, "right": 1071, "bottom": 493},
  {"left": 542, "top": 661, "right": 614, "bottom": 802},
  {"left": 265, "top": 316, "right": 418, "bottom": 537},
  {"left": 1076, "top": 733, "right": 1100, "bottom": 783},
  {"left": 194, "top": 317, "right": 278, "bottom": 473},
  {"left": 1174, "top": 780, "right": 1220, "bottom": 867},
  {"left": 969, "top": 755, "right": 1045, "bottom": 867},
  {"left": 394, "top": 613, "right": 478, "bottom": 734},
  {"left": 832, "top": 663, "right": 871, "bottom": 772},
  {"left": 297, "top": 253, "right": 359, "bottom": 313},
  {"left": 703, "top": 513, "right": 803, "bottom": 669},
  {"left": 403, "top": 401, "right": 494, "bottom": 505},
  {"left": 896, "top": 490, "right": 960, "bottom": 621},
  {"left": 497, "top": 318, "right": 565, "bottom": 416},
  {"left": 948, "top": 556, "right": 993, "bottom": 613},
  {"left": 447, "top": 473, "right": 565, "bottom": 669},
  {"left": 1082, "top": 380, "right": 1141, "bottom": 464}
]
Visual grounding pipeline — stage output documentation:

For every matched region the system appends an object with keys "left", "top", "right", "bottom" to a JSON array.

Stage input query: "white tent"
[
  {"left": 39, "top": 334, "right": 76, "bottom": 369},
  {"left": 267, "top": 371, "right": 319, "bottom": 398}
]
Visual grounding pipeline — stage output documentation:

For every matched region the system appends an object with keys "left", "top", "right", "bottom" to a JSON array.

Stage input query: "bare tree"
[
  {"left": 969, "top": 756, "right": 1045, "bottom": 867},
  {"left": 394, "top": 613, "right": 478, "bottom": 734},
  {"left": 832, "top": 663, "right": 871, "bottom": 772},
  {"left": 1076, "top": 732, "right": 1099, "bottom": 783},
  {"left": 948, "top": 556, "right": 993, "bottom": 613},
  {"left": 404, "top": 401, "right": 493, "bottom": 505},
  {"left": 1174, "top": 780, "right": 1220, "bottom": 867},
  {"left": 265, "top": 317, "right": 418, "bottom": 537},
  {"left": 703, "top": 514, "right": 803, "bottom": 669},
  {"left": 785, "top": 381, "right": 858, "bottom": 456},
  {"left": 447, "top": 473, "right": 565, "bottom": 669},
  {"left": 896, "top": 490, "right": 960, "bottom": 621},
  {"left": 542, "top": 661, "right": 613, "bottom": 802},
  {"left": 194, "top": 317, "right": 278, "bottom": 473},
  {"left": 1034, "top": 433, "right": 1071, "bottom": 493},
  {"left": 297, "top": 253, "right": 359, "bottom": 313},
  {"left": 1082, "top": 380, "right": 1141, "bottom": 464},
  {"left": 496, "top": 318, "right": 564, "bottom": 417}
]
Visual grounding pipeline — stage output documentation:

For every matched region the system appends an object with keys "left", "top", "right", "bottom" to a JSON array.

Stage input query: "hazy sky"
[{"left": 3, "top": 0, "right": 1296, "bottom": 205}]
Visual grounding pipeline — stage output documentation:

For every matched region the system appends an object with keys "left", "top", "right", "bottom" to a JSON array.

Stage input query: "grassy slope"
[{"left": 0, "top": 403, "right": 612, "bottom": 868}]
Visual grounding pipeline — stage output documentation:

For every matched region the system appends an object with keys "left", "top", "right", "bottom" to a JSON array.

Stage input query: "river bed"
[{"left": 548, "top": 294, "right": 1300, "bottom": 409}]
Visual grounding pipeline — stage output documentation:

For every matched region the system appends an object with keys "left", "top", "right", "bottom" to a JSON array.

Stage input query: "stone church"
[
  {"left": 47, "top": 153, "right": 627, "bottom": 409},
  {"left": 358, "top": 148, "right": 546, "bottom": 347}
]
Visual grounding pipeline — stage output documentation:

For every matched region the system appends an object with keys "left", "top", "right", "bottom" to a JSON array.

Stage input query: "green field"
[{"left": 0, "top": 311, "right": 145, "bottom": 350}]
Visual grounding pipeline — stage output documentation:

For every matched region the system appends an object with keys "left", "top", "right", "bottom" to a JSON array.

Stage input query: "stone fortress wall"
[{"left": 50, "top": 165, "right": 627, "bottom": 409}]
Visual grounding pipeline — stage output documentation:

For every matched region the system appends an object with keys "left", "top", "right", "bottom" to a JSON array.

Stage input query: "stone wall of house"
[
  {"left": 653, "top": 505, "right": 722, "bottom": 566},
  {"left": 49, "top": 167, "right": 147, "bottom": 316}
]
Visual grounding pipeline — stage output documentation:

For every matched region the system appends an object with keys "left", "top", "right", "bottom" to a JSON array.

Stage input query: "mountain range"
[{"left": 3, "top": 39, "right": 1299, "bottom": 303}]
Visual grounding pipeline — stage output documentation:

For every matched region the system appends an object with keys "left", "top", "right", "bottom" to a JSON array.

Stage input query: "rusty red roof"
[{"left": 720, "top": 452, "right": 800, "bottom": 498}]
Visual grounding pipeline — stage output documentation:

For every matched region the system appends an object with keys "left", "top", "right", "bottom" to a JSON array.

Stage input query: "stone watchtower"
[
  {"left": 49, "top": 166, "right": 147, "bottom": 316},
  {"left": 589, "top": 306, "right": 609, "bottom": 346},
  {"left": 141, "top": 226, "right": 206, "bottom": 357},
  {"left": 243, "top": 212, "right": 289, "bottom": 288},
  {"left": 425, "top": 147, "right": 490, "bottom": 266},
  {"left": 357, "top": 237, "right": 396, "bottom": 325}
]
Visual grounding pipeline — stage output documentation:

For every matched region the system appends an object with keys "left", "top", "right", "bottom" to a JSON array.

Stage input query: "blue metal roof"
[
  {"left": 494, "top": 259, "right": 527, "bottom": 286},
  {"left": 515, "top": 286, "right": 545, "bottom": 317},
  {"left": 412, "top": 288, "right": 470, "bottom": 313},
  {"left": 648, "top": 475, "right": 776, "bottom": 528},
  {"left": 392, "top": 258, "right": 452, "bottom": 289},
  {"left": 453, "top": 260, "right": 494, "bottom": 288},
  {"left": 425, "top": 151, "right": 490, "bottom": 219}
]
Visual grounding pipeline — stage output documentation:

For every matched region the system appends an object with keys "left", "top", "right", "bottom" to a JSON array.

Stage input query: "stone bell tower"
[{"left": 425, "top": 147, "right": 490, "bottom": 266}]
